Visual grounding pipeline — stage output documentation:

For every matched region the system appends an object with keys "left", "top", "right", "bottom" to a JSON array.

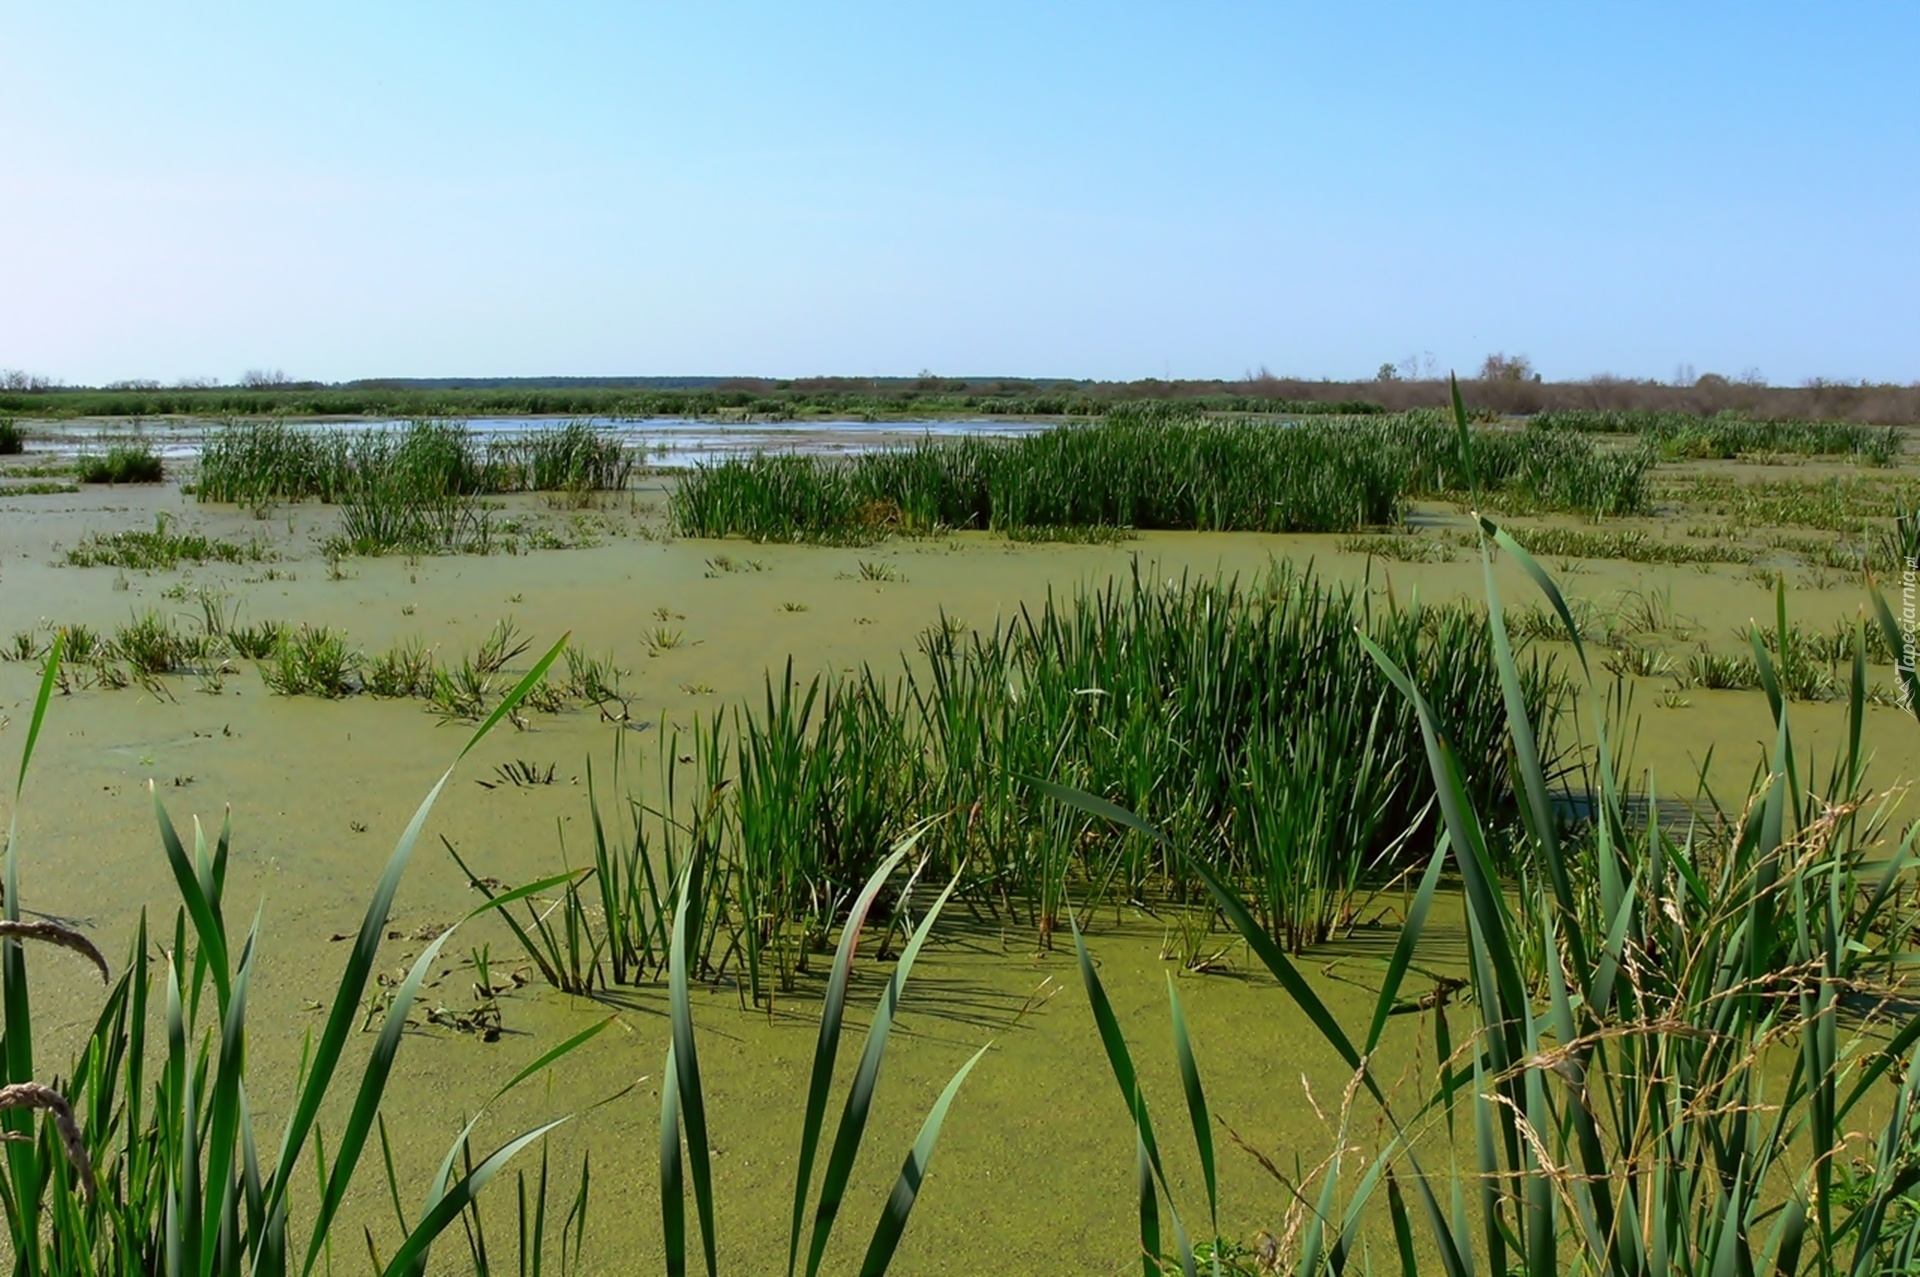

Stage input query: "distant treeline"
[{"left": 3, "top": 373, "right": 1917, "bottom": 422}]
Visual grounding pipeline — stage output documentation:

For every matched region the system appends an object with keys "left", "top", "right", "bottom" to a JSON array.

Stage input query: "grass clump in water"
[
  {"left": 196, "top": 418, "right": 634, "bottom": 510},
  {"left": 74, "top": 440, "right": 163, "bottom": 484},
  {"left": 65, "top": 515, "right": 270, "bottom": 570},
  {"left": 112, "top": 609, "right": 208, "bottom": 676},
  {"left": 262, "top": 624, "right": 361, "bottom": 696},
  {"left": 1055, "top": 468, "right": 1920, "bottom": 1276},
  {"left": 671, "top": 405, "right": 1653, "bottom": 543},
  {"left": 490, "top": 560, "right": 1567, "bottom": 1006},
  {"left": 1532, "top": 407, "right": 1902, "bottom": 463},
  {"left": 366, "top": 636, "right": 436, "bottom": 698}
]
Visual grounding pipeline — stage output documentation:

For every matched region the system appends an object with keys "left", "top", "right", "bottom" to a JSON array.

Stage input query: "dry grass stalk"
[
  {"left": 0, "top": 1083, "right": 93, "bottom": 1201},
  {"left": 0, "top": 919, "right": 109, "bottom": 984}
]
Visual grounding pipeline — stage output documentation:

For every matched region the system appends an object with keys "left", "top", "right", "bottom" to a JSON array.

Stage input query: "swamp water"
[{"left": 2, "top": 478, "right": 1917, "bottom": 1272}]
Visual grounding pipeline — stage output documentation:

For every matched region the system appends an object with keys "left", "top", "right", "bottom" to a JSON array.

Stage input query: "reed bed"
[
  {"left": 458, "top": 562, "right": 1566, "bottom": 1006},
  {"left": 1060, "top": 508, "right": 1920, "bottom": 1276},
  {"left": 0, "top": 635, "right": 597, "bottom": 1275},
  {"left": 669, "top": 407, "right": 1652, "bottom": 543},
  {"left": 196, "top": 419, "right": 633, "bottom": 504},
  {"left": 193, "top": 419, "right": 634, "bottom": 554},
  {"left": 74, "top": 440, "right": 163, "bottom": 484},
  {"left": 1531, "top": 407, "right": 1902, "bottom": 463}
]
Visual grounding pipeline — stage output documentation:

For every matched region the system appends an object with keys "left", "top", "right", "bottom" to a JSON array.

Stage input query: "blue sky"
[{"left": 3, "top": 3, "right": 1914, "bottom": 385}]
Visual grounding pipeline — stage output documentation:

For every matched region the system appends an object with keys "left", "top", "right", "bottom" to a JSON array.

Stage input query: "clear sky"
[{"left": 3, "top": 3, "right": 1914, "bottom": 386}]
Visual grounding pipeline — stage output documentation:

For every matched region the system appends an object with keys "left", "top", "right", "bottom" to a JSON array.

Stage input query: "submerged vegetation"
[{"left": 671, "top": 407, "right": 1652, "bottom": 542}]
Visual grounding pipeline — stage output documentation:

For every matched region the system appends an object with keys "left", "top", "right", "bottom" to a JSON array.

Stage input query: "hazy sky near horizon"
[{"left": 3, "top": 4, "right": 1915, "bottom": 386}]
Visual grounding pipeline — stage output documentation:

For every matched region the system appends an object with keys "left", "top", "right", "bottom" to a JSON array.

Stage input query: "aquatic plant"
[
  {"left": 1503, "top": 524, "right": 1751, "bottom": 566},
  {"left": 510, "top": 420, "right": 635, "bottom": 493},
  {"left": 669, "top": 406, "right": 1652, "bottom": 543},
  {"left": 472, "top": 558, "right": 1563, "bottom": 1006},
  {"left": 196, "top": 419, "right": 634, "bottom": 512},
  {"left": 366, "top": 636, "right": 437, "bottom": 698},
  {"left": 74, "top": 441, "right": 163, "bottom": 485},
  {"left": 262, "top": 624, "right": 361, "bottom": 697},
  {"left": 65, "top": 514, "right": 270, "bottom": 570},
  {"left": 1532, "top": 407, "right": 1902, "bottom": 464},
  {"left": 0, "top": 633, "right": 594, "bottom": 1275},
  {"left": 1049, "top": 382, "right": 1920, "bottom": 1277},
  {"left": 1680, "top": 645, "right": 1761, "bottom": 690},
  {"left": 0, "top": 419, "right": 23, "bottom": 455},
  {"left": 659, "top": 831, "right": 987, "bottom": 1277},
  {"left": 225, "top": 619, "right": 289, "bottom": 662},
  {"left": 113, "top": 609, "right": 207, "bottom": 676}
]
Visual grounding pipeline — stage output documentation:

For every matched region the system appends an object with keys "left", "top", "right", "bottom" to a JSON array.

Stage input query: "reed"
[
  {"left": 669, "top": 407, "right": 1651, "bottom": 543},
  {"left": 65, "top": 514, "right": 270, "bottom": 570},
  {"left": 1532, "top": 407, "right": 1902, "bottom": 463},
  {"left": 1052, "top": 386, "right": 1920, "bottom": 1276},
  {"left": 0, "top": 634, "right": 594, "bottom": 1274},
  {"left": 467, "top": 559, "right": 1563, "bottom": 1010},
  {"left": 74, "top": 440, "right": 163, "bottom": 484},
  {"left": 195, "top": 419, "right": 635, "bottom": 510}
]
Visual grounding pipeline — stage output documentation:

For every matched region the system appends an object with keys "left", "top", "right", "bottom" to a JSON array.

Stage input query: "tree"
[{"left": 1478, "top": 352, "right": 1538, "bottom": 383}]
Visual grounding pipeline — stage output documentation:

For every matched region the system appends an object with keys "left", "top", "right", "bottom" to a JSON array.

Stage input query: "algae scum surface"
[{"left": 3, "top": 451, "right": 1919, "bottom": 1273}]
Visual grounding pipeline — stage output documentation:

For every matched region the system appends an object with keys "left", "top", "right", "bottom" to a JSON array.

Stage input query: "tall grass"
[
  {"left": 75, "top": 441, "right": 163, "bottom": 484},
  {"left": 1532, "top": 407, "right": 1902, "bottom": 464},
  {"left": 195, "top": 419, "right": 633, "bottom": 507},
  {"left": 1054, "top": 384, "right": 1920, "bottom": 1276},
  {"left": 670, "top": 407, "right": 1651, "bottom": 542},
  {"left": 0, "top": 633, "right": 598, "bottom": 1274},
  {"left": 465, "top": 562, "right": 1565, "bottom": 1006},
  {"left": 194, "top": 419, "right": 633, "bottom": 554}
]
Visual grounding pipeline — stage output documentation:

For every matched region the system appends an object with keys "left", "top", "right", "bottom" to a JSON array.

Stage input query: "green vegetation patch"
[
  {"left": 195, "top": 418, "right": 632, "bottom": 506},
  {"left": 463, "top": 563, "right": 1567, "bottom": 1007},
  {"left": 64, "top": 515, "right": 271, "bottom": 570},
  {"left": 1532, "top": 407, "right": 1901, "bottom": 463},
  {"left": 671, "top": 406, "right": 1653, "bottom": 543},
  {"left": 74, "top": 440, "right": 163, "bottom": 484}
]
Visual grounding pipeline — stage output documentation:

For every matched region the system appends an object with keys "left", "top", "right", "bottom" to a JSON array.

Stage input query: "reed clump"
[
  {"left": 194, "top": 419, "right": 635, "bottom": 555},
  {"left": 669, "top": 407, "right": 1652, "bottom": 543},
  {"left": 1060, "top": 502, "right": 1920, "bottom": 1277},
  {"left": 64, "top": 514, "right": 271, "bottom": 570},
  {"left": 195, "top": 418, "right": 634, "bottom": 507},
  {"left": 1532, "top": 407, "right": 1902, "bottom": 463},
  {"left": 0, "top": 634, "right": 594, "bottom": 1276},
  {"left": 468, "top": 562, "right": 1565, "bottom": 1006},
  {"left": 74, "top": 440, "right": 163, "bottom": 484}
]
